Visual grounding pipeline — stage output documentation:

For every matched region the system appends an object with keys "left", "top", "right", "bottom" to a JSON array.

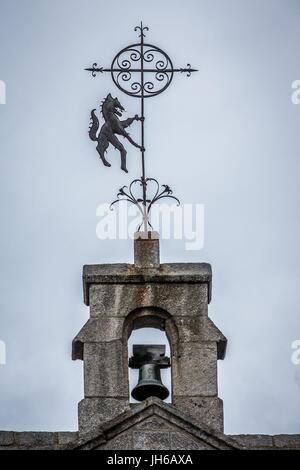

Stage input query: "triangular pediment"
[{"left": 70, "top": 397, "right": 241, "bottom": 450}]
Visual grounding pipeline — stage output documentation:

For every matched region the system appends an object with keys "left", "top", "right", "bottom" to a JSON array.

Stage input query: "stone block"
[
  {"left": 174, "top": 316, "right": 226, "bottom": 350},
  {"left": 57, "top": 432, "right": 78, "bottom": 445},
  {"left": 133, "top": 431, "right": 171, "bottom": 450},
  {"left": 89, "top": 283, "right": 208, "bottom": 318},
  {"left": 99, "top": 432, "right": 133, "bottom": 450},
  {"left": 170, "top": 431, "right": 213, "bottom": 450},
  {"left": 172, "top": 397, "right": 224, "bottom": 432},
  {"left": 230, "top": 434, "right": 273, "bottom": 449},
  {"left": 16, "top": 432, "right": 57, "bottom": 447},
  {"left": 78, "top": 398, "right": 130, "bottom": 434},
  {"left": 134, "top": 232, "right": 160, "bottom": 268},
  {"left": 273, "top": 435, "right": 300, "bottom": 449},
  {"left": 135, "top": 416, "right": 173, "bottom": 431},
  {"left": 83, "top": 262, "right": 212, "bottom": 306},
  {"left": 75, "top": 318, "right": 124, "bottom": 343},
  {"left": 173, "top": 342, "right": 218, "bottom": 397},
  {"left": 83, "top": 341, "right": 128, "bottom": 397},
  {"left": 0, "top": 432, "right": 14, "bottom": 446},
  {"left": 72, "top": 318, "right": 125, "bottom": 359},
  {"left": 174, "top": 316, "right": 226, "bottom": 359}
]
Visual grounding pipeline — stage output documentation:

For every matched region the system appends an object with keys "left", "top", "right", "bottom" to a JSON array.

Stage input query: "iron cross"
[{"left": 85, "top": 22, "right": 198, "bottom": 231}]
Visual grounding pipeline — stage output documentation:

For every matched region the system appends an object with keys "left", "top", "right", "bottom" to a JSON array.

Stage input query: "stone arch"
[{"left": 123, "top": 306, "right": 179, "bottom": 401}]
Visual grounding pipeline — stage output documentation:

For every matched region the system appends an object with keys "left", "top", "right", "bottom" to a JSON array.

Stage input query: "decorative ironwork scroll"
[{"left": 86, "top": 23, "right": 197, "bottom": 231}]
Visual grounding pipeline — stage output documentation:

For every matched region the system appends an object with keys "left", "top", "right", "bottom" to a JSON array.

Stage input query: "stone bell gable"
[
  {"left": 1, "top": 233, "right": 300, "bottom": 450},
  {"left": 72, "top": 233, "right": 227, "bottom": 434}
]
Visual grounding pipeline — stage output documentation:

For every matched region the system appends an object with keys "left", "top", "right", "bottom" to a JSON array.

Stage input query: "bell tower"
[{"left": 72, "top": 232, "right": 227, "bottom": 434}]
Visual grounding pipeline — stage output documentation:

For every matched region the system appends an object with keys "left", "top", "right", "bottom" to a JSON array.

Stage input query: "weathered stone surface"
[
  {"left": 2, "top": 397, "right": 300, "bottom": 450},
  {"left": 89, "top": 283, "right": 208, "bottom": 318},
  {"left": 273, "top": 435, "right": 300, "bottom": 449},
  {"left": 230, "top": 434, "right": 274, "bottom": 448},
  {"left": 0, "top": 432, "right": 14, "bottom": 446},
  {"left": 74, "top": 398, "right": 239, "bottom": 450},
  {"left": 57, "top": 432, "right": 78, "bottom": 445},
  {"left": 134, "top": 231, "right": 160, "bottom": 268},
  {"left": 75, "top": 318, "right": 124, "bottom": 343},
  {"left": 135, "top": 416, "right": 173, "bottom": 431},
  {"left": 79, "top": 397, "right": 237, "bottom": 450},
  {"left": 170, "top": 431, "right": 213, "bottom": 450},
  {"left": 98, "top": 432, "right": 133, "bottom": 450},
  {"left": 0, "top": 432, "right": 79, "bottom": 450},
  {"left": 172, "top": 397, "right": 224, "bottom": 433},
  {"left": 17, "top": 432, "right": 57, "bottom": 447},
  {"left": 173, "top": 342, "right": 218, "bottom": 397},
  {"left": 1, "top": 237, "right": 296, "bottom": 451},
  {"left": 78, "top": 398, "right": 130, "bottom": 434},
  {"left": 174, "top": 316, "right": 227, "bottom": 359},
  {"left": 72, "top": 317, "right": 124, "bottom": 360},
  {"left": 83, "top": 341, "right": 128, "bottom": 397},
  {"left": 133, "top": 431, "right": 171, "bottom": 450},
  {"left": 83, "top": 262, "right": 212, "bottom": 306},
  {"left": 1, "top": 429, "right": 299, "bottom": 450}
]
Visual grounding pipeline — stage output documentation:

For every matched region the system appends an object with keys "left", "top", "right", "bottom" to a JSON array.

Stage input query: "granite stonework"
[
  {"left": 0, "top": 432, "right": 78, "bottom": 450},
  {"left": 1, "top": 234, "right": 300, "bottom": 450},
  {"left": 73, "top": 235, "right": 224, "bottom": 435},
  {"left": 78, "top": 398, "right": 130, "bottom": 434},
  {"left": 1, "top": 398, "right": 299, "bottom": 450}
]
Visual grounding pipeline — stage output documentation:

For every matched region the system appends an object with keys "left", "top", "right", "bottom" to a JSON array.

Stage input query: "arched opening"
[
  {"left": 128, "top": 328, "right": 171, "bottom": 403},
  {"left": 123, "top": 307, "right": 179, "bottom": 404}
]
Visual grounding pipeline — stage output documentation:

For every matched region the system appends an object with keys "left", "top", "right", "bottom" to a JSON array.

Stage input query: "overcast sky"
[{"left": 0, "top": 0, "right": 300, "bottom": 435}]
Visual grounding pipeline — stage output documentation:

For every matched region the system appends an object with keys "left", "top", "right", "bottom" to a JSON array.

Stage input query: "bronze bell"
[{"left": 129, "top": 345, "right": 170, "bottom": 402}]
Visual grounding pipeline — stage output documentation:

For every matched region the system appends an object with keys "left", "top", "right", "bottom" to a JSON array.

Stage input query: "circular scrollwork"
[{"left": 111, "top": 43, "right": 174, "bottom": 98}]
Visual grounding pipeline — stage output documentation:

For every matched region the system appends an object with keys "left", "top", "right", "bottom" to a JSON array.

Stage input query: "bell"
[
  {"left": 132, "top": 363, "right": 169, "bottom": 401},
  {"left": 129, "top": 344, "right": 171, "bottom": 402}
]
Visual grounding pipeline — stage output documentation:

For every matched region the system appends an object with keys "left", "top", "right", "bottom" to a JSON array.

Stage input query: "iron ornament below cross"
[{"left": 85, "top": 22, "right": 197, "bottom": 231}]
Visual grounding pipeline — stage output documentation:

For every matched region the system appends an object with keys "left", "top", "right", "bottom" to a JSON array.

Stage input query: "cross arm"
[
  {"left": 85, "top": 63, "right": 198, "bottom": 78},
  {"left": 85, "top": 64, "right": 112, "bottom": 77}
]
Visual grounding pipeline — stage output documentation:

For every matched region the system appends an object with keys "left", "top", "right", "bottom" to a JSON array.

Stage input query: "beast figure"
[{"left": 89, "top": 94, "right": 143, "bottom": 173}]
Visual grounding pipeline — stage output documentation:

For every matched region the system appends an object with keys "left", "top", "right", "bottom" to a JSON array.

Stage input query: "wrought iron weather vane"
[{"left": 86, "top": 22, "right": 197, "bottom": 231}]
